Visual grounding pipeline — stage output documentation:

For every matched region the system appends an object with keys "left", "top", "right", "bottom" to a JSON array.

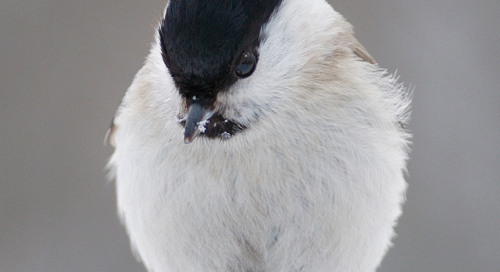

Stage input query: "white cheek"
[
  {"left": 215, "top": 21, "right": 303, "bottom": 124},
  {"left": 217, "top": 73, "right": 289, "bottom": 126}
]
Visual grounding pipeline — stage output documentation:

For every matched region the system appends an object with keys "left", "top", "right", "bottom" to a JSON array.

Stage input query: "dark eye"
[{"left": 235, "top": 52, "right": 257, "bottom": 78}]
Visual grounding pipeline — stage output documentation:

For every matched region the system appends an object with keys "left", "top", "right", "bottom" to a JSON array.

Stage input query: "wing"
[
  {"left": 104, "top": 117, "right": 117, "bottom": 147},
  {"left": 350, "top": 39, "right": 377, "bottom": 65}
]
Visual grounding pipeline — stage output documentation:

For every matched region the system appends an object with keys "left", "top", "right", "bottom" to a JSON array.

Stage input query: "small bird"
[{"left": 107, "top": 0, "right": 411, "bottom": 271}]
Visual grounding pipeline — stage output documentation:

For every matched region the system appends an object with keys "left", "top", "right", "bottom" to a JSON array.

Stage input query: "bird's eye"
[{"left": 235, "top": 52, "right": 257, "bottom": 78}]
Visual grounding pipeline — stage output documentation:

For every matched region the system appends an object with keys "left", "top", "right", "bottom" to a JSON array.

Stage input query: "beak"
[{"left": 184, "top": 102, "right": 213, "bottom": 144}]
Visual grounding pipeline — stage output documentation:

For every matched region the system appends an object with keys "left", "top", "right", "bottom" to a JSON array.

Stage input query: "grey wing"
[
  {"left": 350, "top": 40, "right": 377, "bottom": 65},
  {"left": 104, "top": 117, "right": 117, "bottom": 147}
]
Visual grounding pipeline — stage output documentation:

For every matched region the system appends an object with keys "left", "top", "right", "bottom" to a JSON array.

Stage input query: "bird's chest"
[
  {"left": 156, "top": 148, "right": 313, "bottom": 234},
  {"left": 116, "top": 122, "right": 397, "bottom": 271},
  {"left": 124, "top": 141, "right": 328, "bottom": 251}
]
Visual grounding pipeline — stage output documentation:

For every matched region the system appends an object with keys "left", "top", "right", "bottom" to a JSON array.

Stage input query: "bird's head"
[
  {"left": 159, "top": 0, "right": 285, "bottom": 143},
  {"left": 157, "top": 0, "right": 363, "bottom": 144}
]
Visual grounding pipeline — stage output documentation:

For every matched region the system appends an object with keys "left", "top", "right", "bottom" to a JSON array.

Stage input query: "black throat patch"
[
  {"left": 179, "top": 112, "right": 246, "bottom": 141},
  {"left": 159, "top": 0, "right": 282, "bottom": 140}
]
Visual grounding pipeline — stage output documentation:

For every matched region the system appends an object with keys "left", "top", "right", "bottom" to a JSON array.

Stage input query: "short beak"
[{"left": 184, "top": 102, "right": 212, "bottom": 144}]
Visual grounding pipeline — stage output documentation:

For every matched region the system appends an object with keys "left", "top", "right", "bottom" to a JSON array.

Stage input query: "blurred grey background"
[{"left": 1, "top": 1, "right": 499, "bottom": 271}]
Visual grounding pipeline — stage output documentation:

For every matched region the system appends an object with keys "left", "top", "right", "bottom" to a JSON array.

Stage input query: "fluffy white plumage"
[{"left": 107, "top": 0, "right": 411, "bottom": 271}]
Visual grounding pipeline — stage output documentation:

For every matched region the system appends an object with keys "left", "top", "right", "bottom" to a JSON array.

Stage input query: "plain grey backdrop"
[{"left": 1, "top": 1, "right": 499, "bottom": 271}]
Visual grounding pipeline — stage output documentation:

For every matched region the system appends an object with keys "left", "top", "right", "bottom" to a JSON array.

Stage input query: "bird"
[{"left": 106, "top": 0, "right": 411, "bottom": 271}]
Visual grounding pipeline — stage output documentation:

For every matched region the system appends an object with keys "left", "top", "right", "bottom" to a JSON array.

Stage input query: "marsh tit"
[{"left": 107, "top": 0, "right": 411, "bottom": 271}]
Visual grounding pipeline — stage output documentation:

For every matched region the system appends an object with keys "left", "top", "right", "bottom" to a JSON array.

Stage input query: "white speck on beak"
[{"left": 197, "top": 120, "right": 209, "bottom": 133}]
